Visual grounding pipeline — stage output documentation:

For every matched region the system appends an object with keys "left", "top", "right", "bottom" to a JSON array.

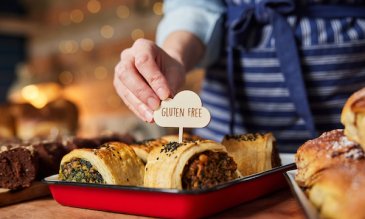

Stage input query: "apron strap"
[{"left": 226, "top": 0, "right": 365, "bottom": 137}]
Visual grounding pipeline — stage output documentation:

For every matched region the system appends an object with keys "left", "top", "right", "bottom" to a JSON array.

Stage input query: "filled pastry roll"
[
  {"left": 144, "top": 140, "right": 240, "bottom": 190},
  {"left": 160, "top": 133, "right": 202, "bottom": 142},
  {"left": 59, "top": 142, "right": 144, "bottom": 185},
  {"left": 129, "top": 138, "right": 168, "bottom": 163},
  {"left": 221, "top": 133, "right": 281, "bottom": 176}
]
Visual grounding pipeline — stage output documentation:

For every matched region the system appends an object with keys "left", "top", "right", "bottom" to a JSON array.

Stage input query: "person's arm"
[{"left": 114, "top": 0, "right": 225, "bottom": 123}]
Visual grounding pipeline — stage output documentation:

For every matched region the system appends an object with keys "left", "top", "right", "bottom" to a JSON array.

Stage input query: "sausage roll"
[
  {"left": 59, "top": 142, "right": 144, "bottom": 185},
  {"left": 144, "top": 140, "right": 240, "bottom": 190},
  {"left": 130, "top": 138, "right": 167, "bottom": 163},
  {"left": 160, "top": 133, "right": 202, "bottom": 142},
  {"left": 221, "top": 133, "right": 281, "bottom": 177},
  {"left": 341, "top": 87, "right": 365, "bottom": 150}
]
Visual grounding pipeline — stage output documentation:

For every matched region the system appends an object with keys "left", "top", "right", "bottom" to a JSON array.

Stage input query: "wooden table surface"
[{"left": 1, "top": 188, "right": 305, "bottom": 219}]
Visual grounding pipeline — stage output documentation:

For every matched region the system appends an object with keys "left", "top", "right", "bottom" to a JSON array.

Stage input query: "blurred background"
[{"left": 0, "top": 0, "right": 204, "bottom": 141}]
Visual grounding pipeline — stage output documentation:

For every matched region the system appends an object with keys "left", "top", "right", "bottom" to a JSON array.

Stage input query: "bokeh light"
[
  {"left": 59, "top": 40, "right": 79, "bottom": 54},
  {"left": 100, "top": 25, "right": 114, "bottom": 38},
  {"left": 80, "top": 38, "right": 94, "bottom": 52},
  {"left": 153, "top": 2, "right": 163, "bottom": 16},
  {"left": 116, "top": 5, "right": 130, "bottom": 19},
  {"left": 131, "top": 29, "right": 145, "bottom": 41},
  {"left": 87, "top": 0, "right": 101, "bottom": 14},
  {"left": 70, "top": 9, "right": 84, "bottom": 23}
]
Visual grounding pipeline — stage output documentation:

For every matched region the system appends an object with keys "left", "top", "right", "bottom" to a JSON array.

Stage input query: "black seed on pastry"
[{"left": 157, "top": 157, "right": 159, "bottom": 160}]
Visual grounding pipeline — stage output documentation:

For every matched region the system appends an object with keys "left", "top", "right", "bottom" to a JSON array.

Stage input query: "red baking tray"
[{"left": 44, "top": 154, "right": 295, "bottom": 218}]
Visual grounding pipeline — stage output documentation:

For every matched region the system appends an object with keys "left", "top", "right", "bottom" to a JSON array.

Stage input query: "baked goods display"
[
  {"left": 222, "top": 133, "right": 281, "bottom": 176},
  {"left": 295, "top": 129, "right": 363, "bottom": 187},
  {"left": 0, "top": 134, "right": 134, "bottom": 190},
  {"left": 144, "top": 140, "right": 241, "bottom": 190},
  {"left": 59, "top": 142, "right": 144, "bottom": 185},
  {"left": 294, "top": 88, "right": 365, "bottom": 219}
]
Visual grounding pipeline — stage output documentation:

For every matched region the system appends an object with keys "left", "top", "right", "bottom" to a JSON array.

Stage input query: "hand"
[{"left": 114, "top": 39, "right": 186, "bottom": 122}]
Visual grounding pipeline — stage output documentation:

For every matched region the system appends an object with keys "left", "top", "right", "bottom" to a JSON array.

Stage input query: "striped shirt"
[{"left": 195, "top": 0, "right": 365, "bottom": 152}]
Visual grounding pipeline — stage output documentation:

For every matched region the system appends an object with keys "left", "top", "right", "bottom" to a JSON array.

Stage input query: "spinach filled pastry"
[
  {"left": 59, "top": 142, "right": 144, "bottom": 185},
  {"left": 144, "top": 140, "right": 241, "bottom": 190}
]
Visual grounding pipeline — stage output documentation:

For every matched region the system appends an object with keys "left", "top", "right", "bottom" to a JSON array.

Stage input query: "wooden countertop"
[{"left": 1, "top": 189, "right": 305, "bottom": 219}]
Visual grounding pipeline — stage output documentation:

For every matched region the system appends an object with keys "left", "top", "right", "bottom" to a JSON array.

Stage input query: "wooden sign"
[{"left": 154, "top": 90, "right": 211, "bottom": 142}]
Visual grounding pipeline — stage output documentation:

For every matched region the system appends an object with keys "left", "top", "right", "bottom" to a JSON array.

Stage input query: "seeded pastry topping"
[
  {"left": 60, "top": 158, "right": 105, "bottom": 183},
  {"left": 160, "top": 142, "right": 182, "bottom": 154},
  {"left": 182, "top": 151, "right": 237, "bottom": 190}
]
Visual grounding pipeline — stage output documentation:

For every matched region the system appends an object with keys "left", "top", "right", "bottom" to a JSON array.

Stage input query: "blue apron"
[{"left": 195, "top": 0, "right": 365, "bottom": 152}]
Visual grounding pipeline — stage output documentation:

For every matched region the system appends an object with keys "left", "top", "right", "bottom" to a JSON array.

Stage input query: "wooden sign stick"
[{"left": 178, "top": 126, "right": 183, "bottom": 143}]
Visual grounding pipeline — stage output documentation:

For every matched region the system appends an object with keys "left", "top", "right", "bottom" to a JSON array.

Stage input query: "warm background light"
[
  {"left": 131, "top": 29, "right": 144, "bottom": 41},
  {"left": 100, "top": 25, "right": 114, "bottom": 39},
  {"left": 153, "top": 2, "right": 163, "bottom": 16},
  {"left": 70, "top": 9, "right": 84, "bottom": 23},
  {"left": 116, "top": 5, "right": 130, "bottom": 19},
  {"left": 94, "top": 66, "right": 108, "bottom": 80},
  {"left": 59, "top": 71, "right": 74, "bottom": 85},
  {"left": 20, "top": 83, "right": 62, "bottom": 109},
  {"left": 87, "top": 0, "right": 101, "bottom": 14},
  {"left": 80, "top": 38, "right": 94, "bottom": 52},
  {"left": 58, "top": 12, "right": 70, "bottom": 26}
]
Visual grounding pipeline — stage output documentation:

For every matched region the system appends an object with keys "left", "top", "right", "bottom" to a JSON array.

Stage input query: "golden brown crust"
[
  {"left": 221, "top": 133, "right": 281, "bottom": 176},
  {"left": 341, "top": 87, "right": 365, "bottom": 149},
  {"left": 144, "top": 140, "right": 241, "bottom": 189},
  {"left": 129, "top": 138, "right": 168, "bottom": 163},
  {"left": 160, "top": 133, "right": 203, "bottom": 142},
  {"left": 307, "top": 162, "right": 365, "bottom": 219},
  {"left": 60, "top": 142, "right": 145, "bottom": 185},
  {"left": 295, "top": 129, "right": 364, "bottom": 187}
]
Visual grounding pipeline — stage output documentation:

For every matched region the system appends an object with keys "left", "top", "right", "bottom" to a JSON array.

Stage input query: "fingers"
[
  {"left": 118, "top": 49, "right": 160, "bottom": 111},
  {"left": 113, "top": 71, "right": 154, "bottom": 122},
  {"left": 133, "top": 41, "right": 171, "bottom": 100},
  {"left": 114, "top": 39, "right": 185, "bottom": 123}
]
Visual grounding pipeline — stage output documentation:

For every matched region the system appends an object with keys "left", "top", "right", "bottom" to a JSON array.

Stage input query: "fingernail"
[
  {"left": 147, "top": 97, "right": 160, "bottom": 110},
  {"left": 156, "top": 88, "right": 169, "bottom": 100},
  {"left": 144, "top": 109, "right": 154, "bottom": 122}
]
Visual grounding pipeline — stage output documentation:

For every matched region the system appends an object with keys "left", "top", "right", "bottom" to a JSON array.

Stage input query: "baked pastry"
[
  {"left": 0, "top": 145, "right": 38, "bottom": 190},
  {"left": 130, "top": 138, "right": 168, "bottom": 163},
  {"left": 295, "top": 129, "right": 364, "bottom": 187},
  {"left": 307, "top": 162, "right": 365, "bottom": 219},
  {"left": 160, "top": 133, "right": 202, "bottom": 142},
  {"left": 62, "top": 133, "right": 135, "bottom": 153},
  {"left": 59, "top": 142, "right": 144, "bottom": 185},
  {"left": 341, "top": 87, "right": 365, "bottom": 149},
  {"left": 221, "top": 133, "right": 281, "bottom": 176},
  {"left": 144, "top": 140, "right": 240, "bottom": 190}
]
